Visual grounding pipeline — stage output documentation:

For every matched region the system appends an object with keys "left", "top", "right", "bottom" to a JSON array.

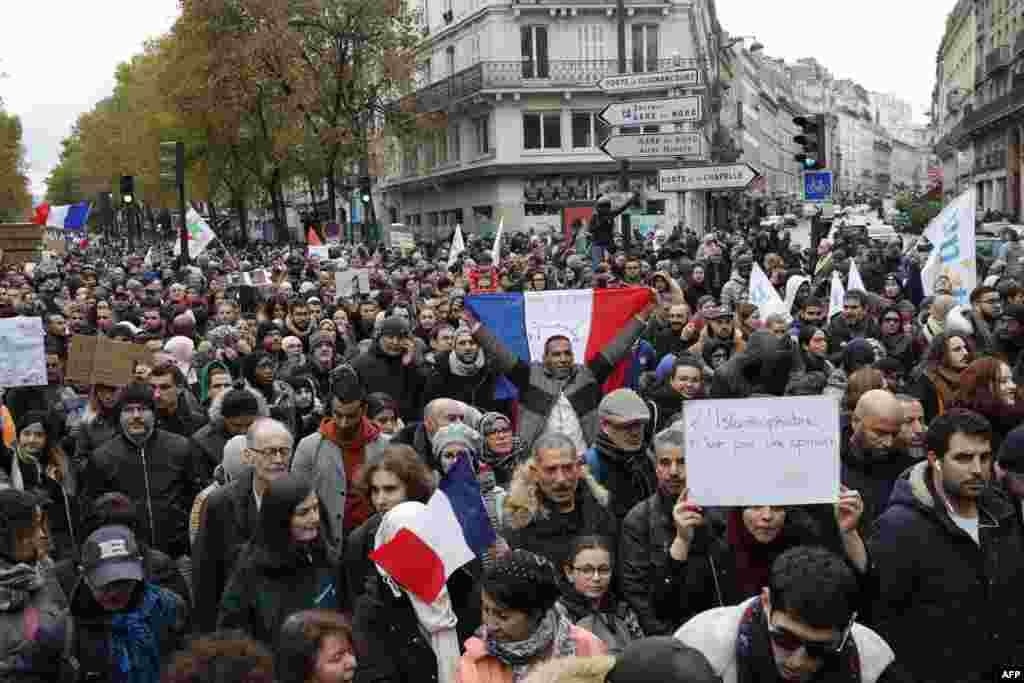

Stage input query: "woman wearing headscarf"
[
  {"left": 477, "top": 413, "right": 528, "bottom": 489},
  {"left": 457, "top": 549, "right": 606, "bottom": 683},
  {"left": 353, "top": 501, "right": 480, "bottom": 683},
  {"left": 782, "top": 274, "right": 810, "bottom": 320},
  {"left": 218, "top": 474, "right": 337, "bottom": 648},
  {"left": 242, "top": 351, "right": 296, "bottom": 435}
]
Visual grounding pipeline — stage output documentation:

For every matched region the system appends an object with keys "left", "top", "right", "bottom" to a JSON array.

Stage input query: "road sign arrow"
[
  {"left": 658, "top": 163, "right": 760, "bottom": 192},
  {"left": 597, "top": 69, "right": 703, "bottom": 93},
  {"left": 600, "top": 132, "right": 706, "bottom": 160},
  {"left": 598, "top": 96, "right": 703, "bottom": 127}
]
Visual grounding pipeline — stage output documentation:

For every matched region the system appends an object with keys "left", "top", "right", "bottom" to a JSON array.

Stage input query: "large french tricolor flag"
[
  {"left": 369, "top": 456, "right": 495, "bottom": 603},
  {"left": 35, "top": 202, "right": 91, "bottom": 231},
  {"left": 466, "top": 287, "right": 653, "bottom": 395}
]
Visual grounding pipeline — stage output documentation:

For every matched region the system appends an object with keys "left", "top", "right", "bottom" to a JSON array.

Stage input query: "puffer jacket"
[
  {"left": 869, "top": 460, "right": 1024, "bottom": 683},
  {"left": 0, "top": 560, "right": 66, "bottom": 681},
  {"left": 82, "top": 429, "right": 199, "bottom": 559},
  {"left": 473, "top": 319, "right": 645, "bottom": 452},
  {"left": 423, "top": 350, "right": 515, "bottom": 418}
]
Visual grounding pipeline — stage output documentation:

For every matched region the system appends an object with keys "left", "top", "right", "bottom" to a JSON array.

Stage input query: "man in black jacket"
[
  {"left": 82, "top": 382, "right": 200, "bottom": 563},
  {"left": 422, "top": 324, "right": 513, "bottom": 417},
  {"left": 351, "top": 316, "right": 425, "bottom": 423},
  {"left": 618, "top": 424, "right": 687, "bottom": 635},
  {"left": 827, "top": 290, "right": 880, "bottom": 356},
  {"left": 148, "top": 361, "right": 208, "bottom": 439}
]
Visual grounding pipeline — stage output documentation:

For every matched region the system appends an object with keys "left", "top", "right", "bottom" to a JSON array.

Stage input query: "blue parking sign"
[{"left": 803, "top": 171, "right": 833, "bottom": 202}]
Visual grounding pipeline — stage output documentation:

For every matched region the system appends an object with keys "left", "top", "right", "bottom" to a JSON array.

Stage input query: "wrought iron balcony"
[{"left": 414, "top": 58, "right": 698, "bottom": 112}]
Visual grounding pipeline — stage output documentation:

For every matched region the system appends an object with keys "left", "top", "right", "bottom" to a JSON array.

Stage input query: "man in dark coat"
[
  {"left": 190, "top": 384, "right": 266, "bottom": 486},
  {"left": 148, "top": 361, "right": 208, "bottom": 439},
  {"left": 827, "top": 289, "right": 881, "bottom": 356},
  {"left": 350, "top": 316, "right": 425, "bottom": 423},
  {"left": 710, "top": 329, "right": 794, "bottom": 399},
  {"left": 82, "top": 381, "right": 200, "bottom": 562},
  {"left": 869, "top": 409, "right": 1024, "bottom": 683},
  {"left": 583, "top": 388, "right": 655, "bottom": 522},
  {"left": 422, "top": 324, "right": 514, "bottom": 418}
]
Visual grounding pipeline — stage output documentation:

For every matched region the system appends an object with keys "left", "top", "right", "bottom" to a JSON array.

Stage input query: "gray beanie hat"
[
  {"left": 432, "top": 422, "right": 482, "bottom": 458},
  {"left": 598, "top": 388, "right": 650, "bottom": 422}
]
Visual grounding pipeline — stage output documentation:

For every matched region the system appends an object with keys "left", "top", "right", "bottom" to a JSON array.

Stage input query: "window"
[
  {"left": 631, "top": 25, "right": 659, "bottom": 73},
  {"left": 521, "top": 26, "right": 549, "bottom": 78},
  {"left": 473, "top": 115, "right": 491, "bottom": 155},
  {"left": 450, "top": 123, "right": 461, "bottom": 161},
  {"left": 621, "top": 125, "right": 660, "bottom": 135},
  {"left": 437, "top": 130, "right": 448, "bottom": 165},
  {"left": 578, "top": 24, "right": 605, "bottom": 60},
  {"left": 389, "top": 207, "right": 398, "bottom": 224},
  {"left": 571, "top": 112, "right": 609, "bottom": 148},
  {"left": 446, "top": 46, "right": 456, "bottom": 77},
  {"left": 428, "top": 212, "right": 440, "bottom": 227},
  {"left": 524, "top": 112, "right": 562, "bottom": 150},
  {"left": 423, "top": 140, "right": 436, "bottom": 168},
  {"left": 737, "top": 101, "right": 744, "bottom": 128}
]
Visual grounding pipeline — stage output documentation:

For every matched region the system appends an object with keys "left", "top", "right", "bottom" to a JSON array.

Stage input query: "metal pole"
[
  {"left": 616, "top": 0, "right": 631, "bottom": 251},
  {"left": 177, "top": 141, "right": 189, "bottom": 266}
]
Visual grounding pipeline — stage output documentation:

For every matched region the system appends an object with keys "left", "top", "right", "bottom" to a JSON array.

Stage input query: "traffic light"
[
  {"left": 120, "top": 175, "right": 135, "bottom": 204},
  {"left": 358, "top": 176, "right": 371, "bottom": 204},
  {"left": 160, "top": 141, "right": 184, "bottom": 188},
  {"left": 793, "top": 114, "right": 827, "bottom": 170}
]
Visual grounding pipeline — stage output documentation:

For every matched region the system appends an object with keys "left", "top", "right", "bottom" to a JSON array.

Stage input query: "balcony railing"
[{"left": 415, "top": 58, "right": 699, "bottom": 112}]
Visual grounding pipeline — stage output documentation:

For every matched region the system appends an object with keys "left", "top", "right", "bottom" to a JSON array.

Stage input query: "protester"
[
  {"left": 277, "top": 610, "right": 357, "bottom": 683},
  {"left": 162, "top": 631, "right": 275, "bottom": 683},
  {"left": 952, "top": 356, "right": 1024, "bottom": 451},
  {"left": 914, "top": 331, "right": 970, "bottom": 422},
  {"left": 583, "top": 389, "right": 655, "bottom": 522}
]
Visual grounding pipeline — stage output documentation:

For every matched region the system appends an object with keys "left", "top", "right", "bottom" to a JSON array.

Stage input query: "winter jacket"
[
  {"left": 675, "top": 597, "right": 902, "bottom": 683},
  {"left": 556, "top": 587, "right": 644, "bottom": 656},
  {"left": 709, "top": 330, "right": 794, "bottom": 399},
  {"left": 291, "top": 423, "right": 388, "bottom": 565},
  {"left": 649, "top": 327, "right": 698, "bottom": 364},
  {"left": 354, "top": 567, "right": 480, "bottom": 683},
  {"left": 618, "top": 491, "right": 682, "bottom": 635},
  {"left": 840, "top": 439, "right": 917, "bottom": 529},
  {"left": 342, "top": 513, "right": 383, "bottom": 610},
  {"left": 0, "top": 560, "right": 66, "bottom": 683},
  {"left": 191, "top": 385, "right": 269, "bottom": 486},
  {"left": 53, "top": 547, "right": 189, "bottom": 610},
  {"left": 83, "top": 429, "right": 199, "bottom": 559},
  {"left": 827, "top": 315, "right": 881, "bottom": 356},
  {"left": 583, "top": 441, "right": 656, "bottom": 523},
  {"left": 191, "top": 469, "right": 260, "bottom": 633},
  {"left": 74, "top": 411, "right": 117, "bottom": 471},
  {"left": 351, "top": 345, "right": 426, "bottom": 423},
  {"left": 868, "top": 460, "right": 1024, "bottom": 683},
  {"left": 423, "top": 350, "right": 515, "bottom": 419},
  {"left": 473, "top": 320, "right": 645, "bottom": 452},
  {"left": 155, "top": 393, "right": 208, "bottom": 439},
  {"left": 502, "top": 465, "right": 617, "bottom": 568},
  {"left": 457, "top": 624, "right": 605, "bottom": 683}
]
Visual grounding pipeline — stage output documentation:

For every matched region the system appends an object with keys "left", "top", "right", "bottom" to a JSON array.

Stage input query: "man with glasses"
[
  {"left": 878, "top": 305, "right": 915, "bottom": 374},
  {"left": 870, "top": 409, "right": 1024, "bottom": 683},
  {"left": 583, "top": 389, "right": 654, "bottom": 523},
  {"left": 676, "top": 546, "right": 906, "bottom": 683},
  {"left": 958, "top": 285, "right": 1002, "bottom": 354},
  {"left": 292, "top": 370, "right": 387, "bottom": 565}
]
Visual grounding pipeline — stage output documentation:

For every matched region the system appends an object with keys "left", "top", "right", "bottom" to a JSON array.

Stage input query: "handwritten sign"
[
  {"left": 335, "top": 269, "right": 371, "bottom": 300},
  {"left": 0, "top": 317, "right": 46, "bottom": 387},
  {"left": 523, "top": 290, "right": 593, "bottom": 362},
  {"left": 682, "top": 396, "right": 840, "bottom": 507},
  {"left": 66, "top": 335, "right": 153, "bottom": 387}
]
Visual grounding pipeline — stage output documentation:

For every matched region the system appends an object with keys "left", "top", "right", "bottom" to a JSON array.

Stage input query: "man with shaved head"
[{"left": 841, "top": 389, "right": 915, "bottom": 526}]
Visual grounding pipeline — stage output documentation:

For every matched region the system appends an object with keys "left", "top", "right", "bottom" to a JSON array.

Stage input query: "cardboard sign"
[
  {"left": 0, "top": 317, "right": 46, "bottom": 388},
  {"left": 0, "top": 223, "right": 43, "bottom": 265},
  {"left": 45, "top": 238, "right": 66, "bottom": 255},
  {"left": 335, "top": 269, "right": 371, "bottom": 299},
  {"left": 682, "top": 396, "right": 840, "bottom": 507},
  {"left": 66, "top": 335, "right": 154, "bottom": 387}
]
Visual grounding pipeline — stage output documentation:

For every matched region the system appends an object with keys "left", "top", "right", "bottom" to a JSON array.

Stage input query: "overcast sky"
[
  {"left": 4, "top": 0, "right": 944, "bottom": 199},
  {"left": 717, "top": 0, "right": 944, "bottom": 124}
]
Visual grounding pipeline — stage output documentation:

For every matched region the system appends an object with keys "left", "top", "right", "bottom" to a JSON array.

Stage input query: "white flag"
[
  {"left": 172, "top": 209, "right": 216, "bottom": 259},
  {"left": 448, "top": 224, "right": 465, "bottom": 269},
  {"left": 143, "top": 247, "right": 153, "bottom": 268},
  {"left": 921, "top": 188, "right": 977, "bottom": 305},
  {"left": 491, "top": 217, "right": 504, "bottom": 267},
  {"left": 829, "top": 270, "right": 846, "bottom": 321},
  {"left": 748, "top": 262, "right": 790, "bottom": 322},
  {"left": 847, "top": 259, "right": 866, "bottom": 293}
]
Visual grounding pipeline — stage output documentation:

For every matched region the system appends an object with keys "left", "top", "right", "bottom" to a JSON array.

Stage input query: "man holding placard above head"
[{"left": 869, "top": 409, "right": 1024, "bottom": 683}]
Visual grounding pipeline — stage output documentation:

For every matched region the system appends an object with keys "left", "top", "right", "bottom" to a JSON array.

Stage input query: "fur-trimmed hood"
[
  {"left": 521, "top": 655, "right": 617, "bottom": 683},
  {"left": 503, "top": 460, "right": 610, "bottom": 531},
  {"left": 207, "top": 381, "right": 270, "bottom": 423},
  {"left": 891, "top": 459, "right": 1014, "bottom": 527}
]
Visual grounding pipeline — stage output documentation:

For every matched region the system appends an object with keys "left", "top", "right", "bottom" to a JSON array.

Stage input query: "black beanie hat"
[
  {"left": 221, "top": 387, "right": 262, "bottom": 419},
  {"left": 116, "top": 381, "right": 156, "bottom": 418},
  {"left": 606, "top": 637, "right": 718, "bottom": 683}
]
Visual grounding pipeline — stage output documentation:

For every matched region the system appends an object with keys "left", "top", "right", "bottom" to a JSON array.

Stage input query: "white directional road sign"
[
  {"left": 658, "top": 163, "right": 760, "bottom": 192},
  {"left": 598, "top": 69, "right": 702, "bottom": 93},
  {"left": 601, "top": 132, "right": 706, "bottom": 160},
  {"left": 599, "top": 96, "right": 703, "bottom": 127}
]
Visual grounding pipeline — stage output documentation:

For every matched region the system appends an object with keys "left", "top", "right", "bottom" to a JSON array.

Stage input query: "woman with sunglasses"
[
  {"left": 556, "top": 535, "right": 644, "bottom": 656},
  {"left": 676, "top": 546, "right": 908, "bottom": 683}
]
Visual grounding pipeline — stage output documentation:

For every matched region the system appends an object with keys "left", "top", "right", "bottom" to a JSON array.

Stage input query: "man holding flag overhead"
[{"left": 465, "top": 287, "right": 656, "bottom": 454}]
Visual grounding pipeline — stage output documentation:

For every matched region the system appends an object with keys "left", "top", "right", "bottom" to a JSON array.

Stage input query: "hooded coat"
[
  {"left": 191, "top": 383, "right": 269, "bottom": 486},
  {"left": 217, "top": 475, "right": 337, "bottom": 648},
  {"left": 869, "top": 461, "right": 1024, "bottom": 683},
  {"left": 709, "top": 330, "right": 794, "bottom": 399}
]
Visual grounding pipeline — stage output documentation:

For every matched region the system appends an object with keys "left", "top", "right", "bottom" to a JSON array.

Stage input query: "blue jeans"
[{"left": 591, "top": 244, "right": 608, "bottom": 269}]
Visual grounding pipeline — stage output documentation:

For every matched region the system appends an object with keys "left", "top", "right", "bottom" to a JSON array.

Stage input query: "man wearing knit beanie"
[
  {"left": 351, "top": 315, "right": 425, "bottom": 423},
  {"left": 193, "top": 384, "right": 266, "bottom": 486},
  {"left": 583, "top": 388, "right": 654, "bottom": 522}
]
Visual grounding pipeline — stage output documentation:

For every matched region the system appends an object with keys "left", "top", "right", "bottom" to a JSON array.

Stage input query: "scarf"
[
  {"left": 479, "top": 605, "right": 577, "bottom": 683},
  {"left": 0, "top": 562, "right": 44, "bottom": 612},
  {"left": 374, "top": 502, "right": 461, "bottom": 683},
  {"left": 727, "top": 510, "right": 788, "bottom": 601},
  {"left": 110, "top": 584, "right": 178, "bottom": 683},
  {"left": 479, "top": 436, "right": 527, "bottom": 488},
  {"left": 735, "top": 597, "right": 860, "bottom": 683},
  {"left": 926, "top": 366, "right": 962, "bottom": 417},
  {"left": 594, "top": 432, "right": 655, "bottom": 503},
  {"left": 450, "top": 349, "right": 485, "bottom": 377}
]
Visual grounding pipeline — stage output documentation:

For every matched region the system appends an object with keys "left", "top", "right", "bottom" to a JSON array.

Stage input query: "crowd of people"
[{"left": 0, "top": 216, "right": 1022, "bottom": 683}]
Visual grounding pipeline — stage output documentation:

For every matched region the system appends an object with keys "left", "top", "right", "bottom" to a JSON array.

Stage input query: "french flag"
[
  {"left": 465, "top": 287, "right": 653, "bottom": 396},
  {"left": 34, "top": 202, "right": 91, "bottom": 231},
  {"left": 369, "top": 456, "right": 495, "bottom": 603}
]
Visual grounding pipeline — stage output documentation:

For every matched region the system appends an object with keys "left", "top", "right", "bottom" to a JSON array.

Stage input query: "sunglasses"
[{"left": 767, "top": 609, "right": 856, "bottom": 659}]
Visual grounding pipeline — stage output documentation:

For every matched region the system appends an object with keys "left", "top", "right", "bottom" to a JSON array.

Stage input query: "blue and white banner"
[{"left": 922, "top": 189, "right": 977, "bottom": 305}]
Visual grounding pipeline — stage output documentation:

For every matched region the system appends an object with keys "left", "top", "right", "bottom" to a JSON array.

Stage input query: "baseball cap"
[{"left": 80, "top": 525, "right": 144, "bottom": 588}]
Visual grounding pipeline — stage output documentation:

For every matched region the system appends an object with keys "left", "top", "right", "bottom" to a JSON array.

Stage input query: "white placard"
[
  {"left": 308, "top": 246, "right": 330, "bottom": 260},
  {"left": 682, "top": 396, "right": 840, "bottom": 507},
  {"left": 335, "top": 269, "right": 371, "bottom": 299},
  {"left": 0, "top": 317, "right": 47, "bottom": 387},
  {"left": 523, "top": 290, "right": 593, "bottom": 363}
]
